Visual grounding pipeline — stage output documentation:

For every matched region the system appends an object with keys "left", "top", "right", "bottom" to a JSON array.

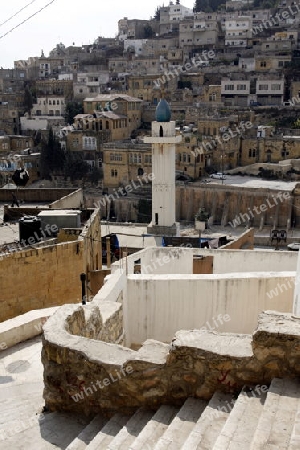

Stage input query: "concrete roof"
[
  {"left": 101, "top": 223, "right": 159, "bottom": 248},
  {"left": 38, "top": 210, "right": 81, "bottom": 217},
  {"left": 83, "top": 94, "right": 143, "bottom": 102}
]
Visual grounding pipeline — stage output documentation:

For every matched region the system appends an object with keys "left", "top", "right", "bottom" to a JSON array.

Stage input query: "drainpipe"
[{"left": 80, "top": 273, "right": 86, "bottom": 305}]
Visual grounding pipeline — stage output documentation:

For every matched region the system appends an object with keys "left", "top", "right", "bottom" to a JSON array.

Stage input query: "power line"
[
  {"left": 0, "top": 0, "right": 39, "bottom": 28},
  {"left": 0, "top": 0, "right": 57, "bottom": 41}
]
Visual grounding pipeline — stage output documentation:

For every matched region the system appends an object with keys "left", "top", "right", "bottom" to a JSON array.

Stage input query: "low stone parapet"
[{"left": 42, "top": 309, "right": 300, "bottom": 417}]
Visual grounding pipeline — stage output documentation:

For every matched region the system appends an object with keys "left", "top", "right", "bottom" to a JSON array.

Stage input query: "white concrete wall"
[
  {"left": 49, "top": 189, "right": 83, "bottom": 209},
  {"left": 141, "top": 247, "right": 193, "bottom": 275},
  {"left": 193, "top": 249, "right": 298, "bottom": 274},
  {"left": 20, "top": 116, "right": 49, "bottom": 131},
  {"left": 125, "top": 272, "right": 295, "bottom": 346},
  {"left": 293, "top": 249, "right": 300, "bottom": 315},
  {"left": 0, "top": 307, "right": 59, "bottom": 349},
  {"left": 111, "top": 247, "right": 193, "bottom": 276}
]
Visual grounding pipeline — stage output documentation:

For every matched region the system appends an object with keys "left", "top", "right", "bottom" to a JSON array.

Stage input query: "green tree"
[
  {"left": 65, "top": 101, "right": 84, "bottom": 125},
  {"left": 136, "top": 198, "right": 152, "bottom": 223},
  {"left": 143, "top": 24, "right": 154, "bottom": 38},
  {"left": 24, "top": 86, "right": 33, "bottom": 115},
  {"left": 40, "top": 128, "right": 65, "bottom": 179},
  {"left": 64, "top": 151, "right": 89, "bottom": 182},
  {"left": 194, "top": 0, "right": 225, "bottom": 12},
  {"left": 153, "top": 6, "right": 161, "bottom": 21},
  {"left": 87, "top": 166, "right": 103, "bottom": 186}
]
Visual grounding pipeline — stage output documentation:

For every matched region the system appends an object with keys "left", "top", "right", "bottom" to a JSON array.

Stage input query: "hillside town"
[
  {"left": 1, "top": 0, "right": 300, "bottom": 205},
  {"left": 3, "top": 2, "right": 300, "bottom": 449}
]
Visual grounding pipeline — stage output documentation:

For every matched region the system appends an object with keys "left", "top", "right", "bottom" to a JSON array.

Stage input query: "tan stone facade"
[
  {"left": 0, "top": 208, "right": 102, "bottom": 322},
  {"left": 102, "top": 143, "right": 152, "bottom": 188},
  {"left": 83, "top": 94, "right": 142, "bottom": 135}
]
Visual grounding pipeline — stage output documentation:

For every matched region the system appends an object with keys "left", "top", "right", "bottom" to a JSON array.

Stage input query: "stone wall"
[
  {"left": 0, "top": 241, "right": 83, "bottom": 322},
  {"left": 42, "top": 311, "right": 300, "bottom": 417},
  {"left": 0, "top": 208, "right": 103, "bottom": 322},
  {"left": 66, "top": 302, "right": 123, "bottom": 344},
  {"left": 176, "top": 184, "right": 293, "bottom": 227},
  {"left": 0, "top": 188, "right": 77, "bottom": 203},
  {"left": 102, "top": 183, "right": 296, "bottom": 228}
]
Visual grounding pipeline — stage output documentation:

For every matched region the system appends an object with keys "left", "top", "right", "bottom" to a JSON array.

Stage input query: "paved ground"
[
  {"left": 194, "top": 175, "right": 297, "bottom": 191},
  {"left": 0, "top": 337, "right": 89, "bottom": 450}
]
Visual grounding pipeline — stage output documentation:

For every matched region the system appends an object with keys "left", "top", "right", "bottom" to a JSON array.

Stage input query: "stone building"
[
  {"left": 83, "top": 94, "right": 142, "bottom": 136},
  {"left": 102, "top": 141, "right": 152, "bottom": 188},
  {"left": 73, "top": 111, "right": 130, "bottom": 141}
]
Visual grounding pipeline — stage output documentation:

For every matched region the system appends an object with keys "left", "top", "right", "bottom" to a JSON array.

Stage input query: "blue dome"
[{"left": 155, "top": 98, "right": 171, "bottom": 122}]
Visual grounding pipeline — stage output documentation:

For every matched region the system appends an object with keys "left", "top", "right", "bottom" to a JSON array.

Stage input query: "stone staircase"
[{"left": 65, "top": 378, "right": 300, "bottom": 450}]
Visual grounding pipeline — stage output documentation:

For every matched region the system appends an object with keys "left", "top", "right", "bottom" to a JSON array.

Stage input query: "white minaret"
[{"left": 144, "top": 98, "right": 182, "bottom": 236}]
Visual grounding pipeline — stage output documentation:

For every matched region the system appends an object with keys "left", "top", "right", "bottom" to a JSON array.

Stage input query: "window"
[
  {"left": 278, "top": 61, "right": 284, "bottom": 67},
  {"left": 237, "top": 84, "right": 247, "bottom": 90},
  {"left": 145, "top": 155, "right": 152, "bottom": 163},
  {"left": 111, "top": 169, "right": 118, "bottom": 177},
  {"left": 258, "top": 84, "right": 268, "bottom": 90},
  {"left": 225, "top": 84, "right": 234, "bottom": 90},
  {"left": 73, "top": 138, "right": 79, "bottom": 148},
  {"left": 110, "top": 153, "right": 122, "bottom": 161},
  {"left": 260, "top": 61, "right": 267, "bottom": 67},
  {"left": 271, "top": 84, "right": 281, "bottom": 91}
]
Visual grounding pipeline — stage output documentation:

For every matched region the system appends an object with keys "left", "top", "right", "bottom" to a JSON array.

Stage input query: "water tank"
[
  {"left": 19, "top": 216, "right": 42, "bottom": 246},
  {"left": 38, "top": 210, "right": 81, "bottom": 232}
]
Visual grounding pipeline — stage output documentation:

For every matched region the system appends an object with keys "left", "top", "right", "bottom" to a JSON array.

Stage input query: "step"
[
  {"left": 129, "top": 405, "right": 179, "bottom": 450},
  {"left": 86, "top": 413, "right": 129, "bottom": 450},
  {"left": 181, "top": 392, "right": 235, "bottom": 450},
  {"left": 250, "top": 378, "right": 300, "bottom": 450},
  {"left": 289, "top": 394, "right": 300, "bottom": 450},
  {"left": 107, "top": 408, "right": 154, "bottom": 449},
  {"left": 66, "top": 414, "right": 107, "bottom": 450},
  {"left": 153, "top": 397, "right": 207, "bottom": 450},
  {"left": 213, "top": 387, "right": 267, "bottom": 450}
]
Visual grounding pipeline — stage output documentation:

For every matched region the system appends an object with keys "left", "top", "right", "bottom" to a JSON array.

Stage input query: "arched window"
[
  {"left": 159, "top": 125, "right": 164, "bottom": 137},
  {"left": 138, "top": 167, "right": 144, "bottom": 176}
]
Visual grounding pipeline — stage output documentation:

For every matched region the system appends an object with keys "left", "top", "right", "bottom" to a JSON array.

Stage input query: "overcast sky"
[{"left": 0, "top": 0, "right": 195, "bottom": 69}]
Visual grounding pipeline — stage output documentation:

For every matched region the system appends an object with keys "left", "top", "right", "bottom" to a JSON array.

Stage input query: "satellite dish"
[{"left": 12, "top": 168, "right": 29, "bottom": 187}]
